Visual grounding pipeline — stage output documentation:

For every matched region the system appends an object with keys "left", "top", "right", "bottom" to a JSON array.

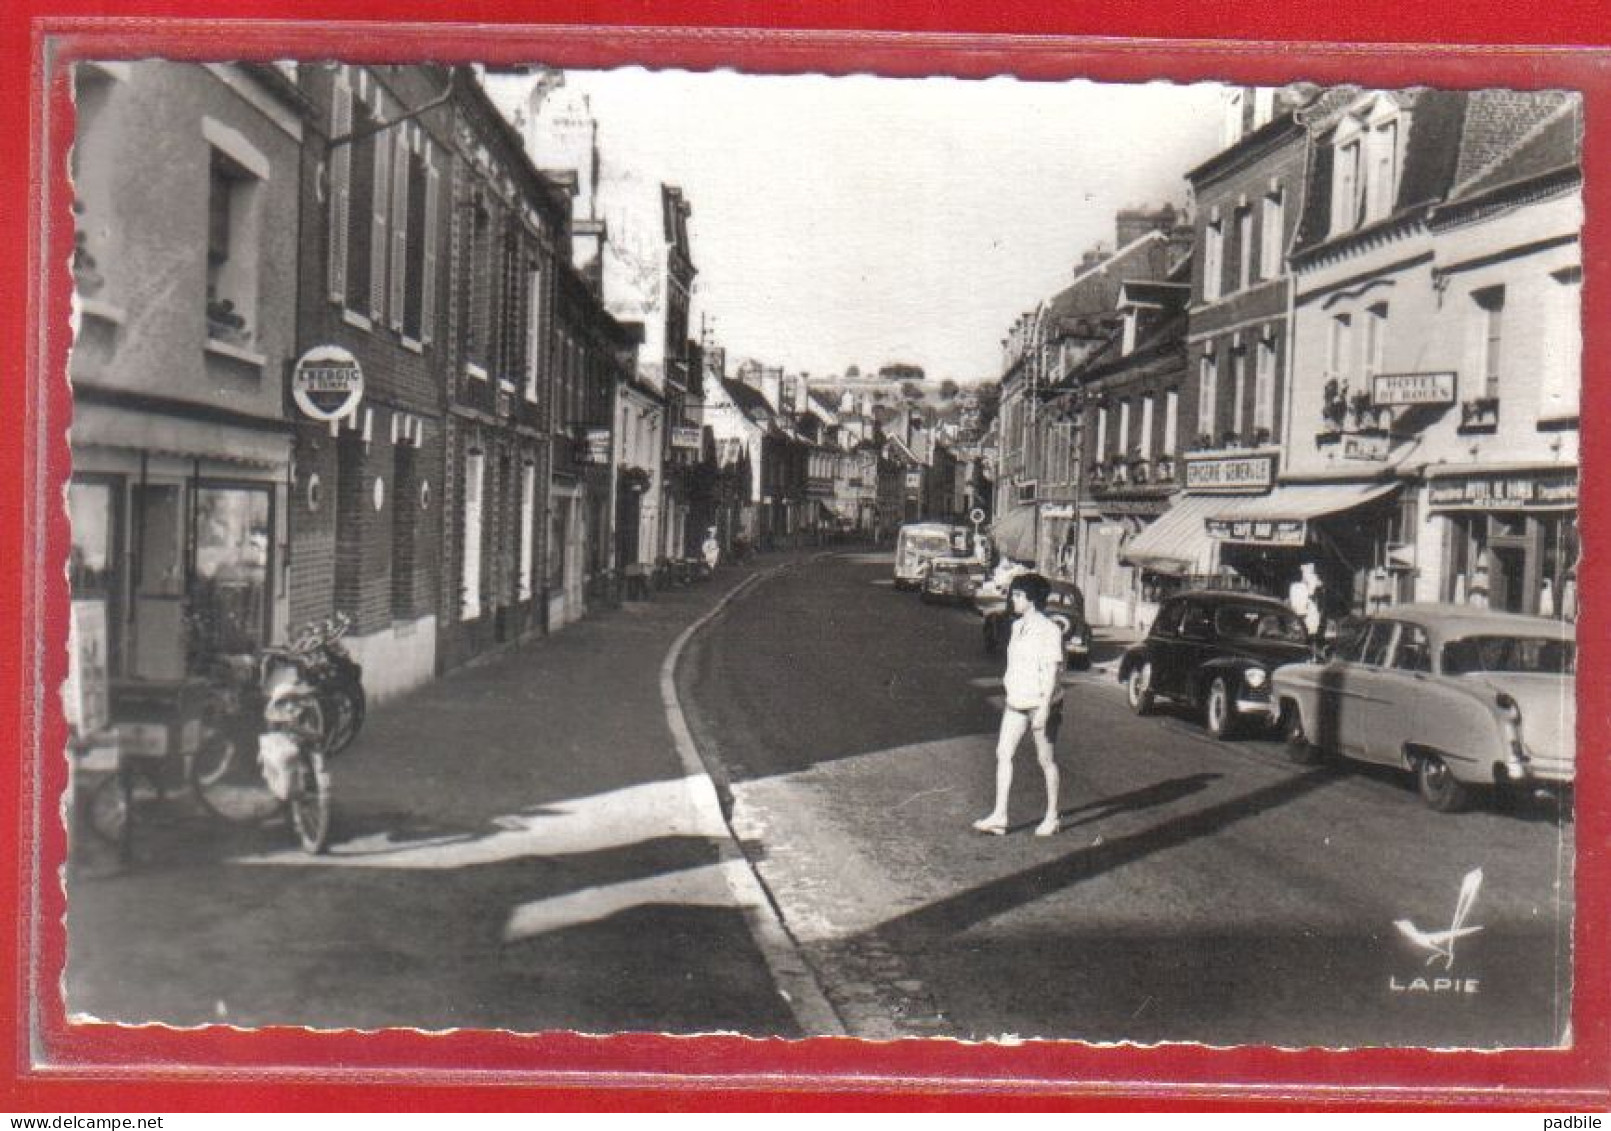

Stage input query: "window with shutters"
[
  {"left": 1203, "top": 217, "right": 1223, "bottom": 302},
  {"left": 398, "top": 144, "right": 434, "bottom": 342},
  {"left": 1197, "top": 353, "right": 1218, "bottom": 442},
  {"left": 1260, "top": 186, "right": 1285, "bottom": 280},
  {"left": 496, "top": 229, "right": 525, "bottom": 383},
  {"left": 462, "top": 449, "right": 484, "bottom": 620},
  {"left": 1254, "top": 334, "right": 1277, "bottom": 433},
  {"left": 524, "top": 265, "right": 542, "bottom": 403},
  {"left": 344, "top": 98, "right": 379, "bottom": 322}
]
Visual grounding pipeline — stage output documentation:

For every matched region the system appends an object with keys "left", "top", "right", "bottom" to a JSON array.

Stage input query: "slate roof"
[
  {"left": 1293, "top": 88, "right": 1579, "bottom": 259},
  {"left": 720, "top": 377, "right": 779, "bottom": 426},
  {"left": 1448, "top": 95, "right": 1581, "bottom": 202},
  {"left": 1042, "top": 230, "right": 1181, "bottom": 338}
]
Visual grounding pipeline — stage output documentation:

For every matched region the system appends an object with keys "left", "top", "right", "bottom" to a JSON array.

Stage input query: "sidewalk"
[{"left": 66, "top": 548, "right": 840, "bottom": 1037}]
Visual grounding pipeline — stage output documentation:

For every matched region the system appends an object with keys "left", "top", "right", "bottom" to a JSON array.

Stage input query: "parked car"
[
  {"left": 1118, "top": 590, "right": 1311, "bottom": 738},
  {"left": 978, "top": 577, "right": 1092, "bottom": 670},
  {"left": 921, "top": 556, "right": 987, "bottom": 605},
  {"left": 1270, "top": 605, "right": 1575, "bottom": 812},
  {"left": 893, "top": 522, "right": 971, "bottom": 590}
]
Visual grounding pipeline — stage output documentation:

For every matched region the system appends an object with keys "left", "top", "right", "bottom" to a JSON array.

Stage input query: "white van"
[{"left": 893, "top": 522, "right": 971, "bottom": 590}]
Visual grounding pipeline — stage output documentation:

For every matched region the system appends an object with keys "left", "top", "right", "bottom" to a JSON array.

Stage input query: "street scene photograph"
[{"left": 55, "top": 57, "right": 1579, "bottom": 1051}]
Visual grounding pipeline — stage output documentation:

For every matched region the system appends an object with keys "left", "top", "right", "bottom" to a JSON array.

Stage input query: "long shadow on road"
[{"left": 875, "top": 766, "right": 1341, "bottom": 949}]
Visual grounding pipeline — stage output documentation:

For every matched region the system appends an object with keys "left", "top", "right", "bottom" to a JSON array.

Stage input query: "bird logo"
[{"left": 1394, "top": 868, "right": 1484, "bottom": 970}]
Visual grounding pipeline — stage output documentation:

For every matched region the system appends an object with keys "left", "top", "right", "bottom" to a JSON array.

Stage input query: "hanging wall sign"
[
  {"left": 1371, "top": 371, "right": 1456, "bottom": 406},
  {"left": 292, "top": 345, "right": 365, "bottom": 422}
]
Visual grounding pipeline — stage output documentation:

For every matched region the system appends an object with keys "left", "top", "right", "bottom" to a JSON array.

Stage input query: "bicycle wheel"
[
  {"left": 287, "top": 749, "right": 331, "bottom": 854},
  {"left": 191, "top": 726, "right": 284, "bottom": 824},
  {"left": 323, "top": 684, "right": 366, "bottom": 756},
  {"left": 88, "top": 768, "right": 143, "bottom": 861}
]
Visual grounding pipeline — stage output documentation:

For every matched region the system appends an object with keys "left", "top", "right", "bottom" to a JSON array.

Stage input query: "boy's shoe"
[
  {"left": 972, "top": 816, "right": 1008, "bottom": 836},
  {"left": 1034, "top": 816, "right": 1060, "bottom": 837}
]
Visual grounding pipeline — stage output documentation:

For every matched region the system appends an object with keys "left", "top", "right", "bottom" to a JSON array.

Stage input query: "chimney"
[
  {"left": 761, "top": 367, "right": 783, "bottom": 411},
  {"left": 1078, "top": 243, "right": 1111, "bottom": 274},
  {"left": 1115, "top": 204, "right": 1180, "bottom": 250}
]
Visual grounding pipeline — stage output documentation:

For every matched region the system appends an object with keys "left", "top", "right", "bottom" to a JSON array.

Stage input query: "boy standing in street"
[{"left": 974, "top": 572, "right": 1064, "bottom": 837}]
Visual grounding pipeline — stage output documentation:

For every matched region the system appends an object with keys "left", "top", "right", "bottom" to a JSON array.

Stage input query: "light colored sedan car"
[{"left": 1270, "top": 605, "right": 1574, "bottom": 812}]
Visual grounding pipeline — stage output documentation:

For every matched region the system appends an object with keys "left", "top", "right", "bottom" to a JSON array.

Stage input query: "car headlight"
[{"left": 1244, "top": 668, "right": 1268, "bottom": 689}]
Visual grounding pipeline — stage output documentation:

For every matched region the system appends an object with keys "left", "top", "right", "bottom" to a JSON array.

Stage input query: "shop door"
[
  {"left": 1490, "top": 542, "right": 1529, "bottom": 615},
  {"left": 131, "top": 483, "right": 186, "bottom": 680}
]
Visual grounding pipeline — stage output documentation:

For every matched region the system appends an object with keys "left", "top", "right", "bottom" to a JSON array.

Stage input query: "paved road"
[
  {"left": 65, "top": 567, "right": 817, "bottom": 1039},
  {"left": 679, "top": 551, "right": 1575, "bottom": 1047}
]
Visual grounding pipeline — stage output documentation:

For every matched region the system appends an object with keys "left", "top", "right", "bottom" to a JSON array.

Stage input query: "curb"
[{"left": 659, "top": 562, "right": 848, "bottom": 1038}]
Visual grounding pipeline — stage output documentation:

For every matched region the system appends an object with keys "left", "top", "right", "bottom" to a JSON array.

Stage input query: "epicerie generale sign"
[
  {"left": 291, "top": 346, "right": 364, "bottom": 422},
  {"left": 1184, "top": 453, "right": 1275, "bottom": 493},
  {"left": 1371, "top": 371, "right": 1456, "bottom": 406}
]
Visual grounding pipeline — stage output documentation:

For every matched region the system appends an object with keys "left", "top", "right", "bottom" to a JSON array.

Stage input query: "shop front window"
[
  {"left": 189, "top": 485, "right": 271, "bottom": 661},
  {"left": 69, "top": 477, "right": 123, "bottom": 675}
]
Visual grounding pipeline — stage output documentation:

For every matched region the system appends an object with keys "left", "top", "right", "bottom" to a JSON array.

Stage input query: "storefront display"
[{"left": 1431, "top": 468, "right": 1577, "bottom": 619}]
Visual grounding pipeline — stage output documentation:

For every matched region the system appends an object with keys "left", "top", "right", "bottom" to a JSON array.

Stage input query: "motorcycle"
[
  {"left": 191, "top": 615, "right": 364, "bottom": 852},
  {"left": 256, "top": 651, "right": 333, "bottom": 853}
]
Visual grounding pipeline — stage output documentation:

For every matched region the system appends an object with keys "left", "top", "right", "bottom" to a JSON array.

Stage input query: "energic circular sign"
[{"left": 292, "top": 345, "right": 365, "bottom": 422}]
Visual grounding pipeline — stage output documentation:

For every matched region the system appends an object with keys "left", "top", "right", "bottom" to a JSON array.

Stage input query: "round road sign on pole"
[{"left": 969, "top": 507, "right": 986, "bottom": 526}]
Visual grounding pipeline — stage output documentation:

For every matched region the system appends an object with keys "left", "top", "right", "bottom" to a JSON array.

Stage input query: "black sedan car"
[
  {"left": 980, "top": 578, "right": 1092, "bottom": 670},
  {"left": 1117, "top": 590, "right": 1312, "bottom": 738}
]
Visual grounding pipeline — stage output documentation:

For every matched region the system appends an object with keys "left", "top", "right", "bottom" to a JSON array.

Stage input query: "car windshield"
[
  {"left": 1441, "top": 635, "right": 1575, "bottom": 675},
  {"left": 1214, "top": 605, "right": 1307, "bottom": 643},
  {"left": 905, "top": 533, "right": 951, "bottom": 556}
]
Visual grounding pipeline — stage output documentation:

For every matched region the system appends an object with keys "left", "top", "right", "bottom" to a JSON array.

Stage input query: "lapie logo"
[{"left": 1389, "top": 868, "right": 1484, "bottom": 995}]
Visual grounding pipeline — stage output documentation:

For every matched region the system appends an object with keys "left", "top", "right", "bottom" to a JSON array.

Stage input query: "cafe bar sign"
[
  {"left": 1184, "top": 452, "right": 1276, "bottom": 493},
  {"left": 1371, "top": 371, "right": 1456, "bottom": 406},
  {"left": 1205, "top": 517, "right": 1307, "bottom": 546},
  {"left": 1429, "top": 469, "right": 1578, "bottom": 510}
]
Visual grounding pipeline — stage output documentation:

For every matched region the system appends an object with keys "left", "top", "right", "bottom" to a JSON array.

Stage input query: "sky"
[{"left": 489, "top": 68, "right": 1229, "bottom": 385}]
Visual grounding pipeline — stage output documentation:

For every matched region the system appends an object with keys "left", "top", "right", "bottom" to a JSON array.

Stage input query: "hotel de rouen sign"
[{"left": 1371, "top": 371, "right": 1457, "bottom": 406}]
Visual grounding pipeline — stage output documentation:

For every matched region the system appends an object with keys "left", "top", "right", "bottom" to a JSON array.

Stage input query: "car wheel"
[
  {"left": 1127, "top": 662, "right": 1155, "bottom": 715},
  {"left": 1415, "top": 752, "right": 1472, "bottom": 813},
  {"left": 1205, "top": 676, "right": 1239, "bottom": 740},
  {"left": 1282, "top": 702, "right": 1324, "bottom": 765}
]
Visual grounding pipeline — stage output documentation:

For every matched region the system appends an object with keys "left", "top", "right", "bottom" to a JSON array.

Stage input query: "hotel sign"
[
  {"left": 670, "top": 426, "right": 703, "bottom": 451},
  {"left": 1372, "top": 371, "right": 1456, "bottom": 406},
  {"left": 1205, "top": 517, "right": 1307, "bottom": 546},
  {"left": 1429, "top": 470, "right": 1578, "bottom": 510},
  {"left": 576, "top": 427, "right": 612, "bottom": 465},
  {"left": 1184, "top": 453, "right": 1276, "bottom": 493}
]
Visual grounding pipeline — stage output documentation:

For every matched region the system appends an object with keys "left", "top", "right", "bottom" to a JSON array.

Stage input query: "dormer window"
[
  {"left": 1121, "top": 306, "right": 1139, "bottom": 356},
  {"left": 1330, "top": 95, "right": 1403, "bottom": 236}
]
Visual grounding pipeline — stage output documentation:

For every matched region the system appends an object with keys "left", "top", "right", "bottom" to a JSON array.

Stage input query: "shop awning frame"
[
  {"left": 1206, "top": 480, "right": 1402, "bottom": 546},
  {"left": 1119, "top": 493, "right": 1220, "bottom": 576},
  {"left": 990, "top": 503, "right": 1039, "bottom": 564}
]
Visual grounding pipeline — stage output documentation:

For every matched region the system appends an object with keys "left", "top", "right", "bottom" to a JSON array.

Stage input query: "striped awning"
[
  {"left": 990, "top": 503, "right": 1039, "bottom": 564},
  {"left": 1119, "top": 493, "right": 1217, "bottom": 575},
  {"left": 1206, "top": 480, "right": 1400, "bottom": 546}
]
